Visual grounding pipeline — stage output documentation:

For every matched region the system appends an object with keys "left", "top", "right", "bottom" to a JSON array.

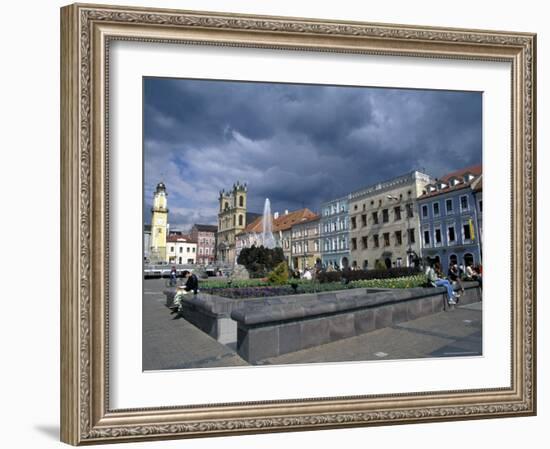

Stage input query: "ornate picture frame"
[{"left": 60, "top": 3, "right": 536, "bottom": 445}]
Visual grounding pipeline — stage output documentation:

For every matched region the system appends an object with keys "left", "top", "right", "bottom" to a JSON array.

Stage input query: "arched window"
[
  {"left": 239, "top": 195, "right": 244, "bottom": 207},
  {"left": 464, "top": 253, "right": 474, "bottom": 267},
  {"left": 233, "top": 215, "right": 236, "bottom": 226},
  {"left": 238, "top": 214, "right": 243, "bottom": 226}
]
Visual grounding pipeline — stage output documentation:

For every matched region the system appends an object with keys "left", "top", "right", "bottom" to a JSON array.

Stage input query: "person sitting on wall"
[
  {"left": 465, "top": 263, "right": 483, "bottom": 290},
  {"left": 425, "top": 261, "right": 459, "bottom": 305},
  {"left": 169, "top": 270, "right": 199, "bottom": 314},
  {"left": 447, "top": 263, "right": 465, "bottom": 296}
]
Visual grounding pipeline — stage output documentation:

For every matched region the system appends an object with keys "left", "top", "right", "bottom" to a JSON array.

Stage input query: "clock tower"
[{"left": 150, "top": 182, "right": 168, "bottom": 262}]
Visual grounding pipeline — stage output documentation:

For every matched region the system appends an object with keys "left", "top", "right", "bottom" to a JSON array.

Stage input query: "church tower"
[
  {"left": 216, "top": 181, "right": 247, "bottom": 263},
  {"left": 150, "top": 182, "right": 168, "bottom": 262}
]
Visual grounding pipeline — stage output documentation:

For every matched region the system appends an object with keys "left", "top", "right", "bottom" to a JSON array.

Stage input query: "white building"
[{"left": 166, "top": 235, "right": 197, "bottom": 265}]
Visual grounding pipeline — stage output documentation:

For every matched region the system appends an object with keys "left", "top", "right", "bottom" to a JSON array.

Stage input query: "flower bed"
[{"left": 201, "top": 275, "right": 426, "bottom": 299}]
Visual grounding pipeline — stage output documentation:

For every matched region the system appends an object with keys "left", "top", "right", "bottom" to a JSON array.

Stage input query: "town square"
[{"left": 142, "top": 77, "right": 483, "bottom": 369}]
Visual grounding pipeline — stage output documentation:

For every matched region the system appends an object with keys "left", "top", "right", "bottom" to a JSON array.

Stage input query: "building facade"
[
  {"left": 166, "top": 235, "right": 197, "bottom": 265},
  {"left": 417, "top": 165, "right": 482, "bottom": 274},
  {"left": 290, "top": 215, "right": 321, "bottom": 271},
  {"left": 320, "top": 196, "right": 350, "bottom": 269},
  {"left": 149, "top": 182, "right": 168, "bottom": 263},
  {"left": 235, "top": 208, "right": 318, "bottom": 267},
  {"left": 349, "top": 171, "right": 433, "bottom": 270},
  {"left": 191, "top": 224, "right": 217, "bottom": 265},
  {"left": 216, "top": 182, "right": 248, "bottom": 264}
]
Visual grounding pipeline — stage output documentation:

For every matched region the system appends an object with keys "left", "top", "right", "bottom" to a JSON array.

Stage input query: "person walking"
[{"left": 169, "top": 265, "right": 177, "bottom": 286}]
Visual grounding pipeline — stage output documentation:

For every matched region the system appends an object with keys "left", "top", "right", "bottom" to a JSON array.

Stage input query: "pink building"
[{"left": 191, "top": 224, "right": 218, "bottom": 265}]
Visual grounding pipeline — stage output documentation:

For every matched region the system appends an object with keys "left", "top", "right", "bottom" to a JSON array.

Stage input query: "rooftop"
[
  {"left": 241, "top": 208, "right": 318, "bottom": 234},
  {"left": 419, "top": 164, "right": 482, "bottom": 199}
]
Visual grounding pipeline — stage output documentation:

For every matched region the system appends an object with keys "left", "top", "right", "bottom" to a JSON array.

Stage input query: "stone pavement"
[
  {"left": 142, "top": 279, "right": 248, "bottom": 370},
  {"left": 143, "top": 279, "right": 482, "bottom": 370},
  {"left": 260, "top": 302, "right": 482, "bottom": 365}
]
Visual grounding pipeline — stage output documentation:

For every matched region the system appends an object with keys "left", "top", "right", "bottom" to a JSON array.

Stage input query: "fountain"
[{"left": 260, "top": 198, "right": 276, "bottom": 248}]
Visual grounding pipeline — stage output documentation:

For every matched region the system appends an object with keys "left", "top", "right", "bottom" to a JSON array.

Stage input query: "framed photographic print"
[{"left": 60, "top": 3, "right": 537, "bottom": 445}]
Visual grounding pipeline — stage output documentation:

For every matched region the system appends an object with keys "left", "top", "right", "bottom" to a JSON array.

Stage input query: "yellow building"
[
  {"left": 216, "top": 181, "right": 248, "bottom": 263},
  {"left": 150, "top": 182, "right": 168, "bottom": 262}
]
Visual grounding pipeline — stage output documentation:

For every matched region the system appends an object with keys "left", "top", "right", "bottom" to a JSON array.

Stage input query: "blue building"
[
  {"left": 417, "top": 165, "right": 482, "bottom": 275},
  {"left": 320, "top": 195, "right": 350, "bottom": 269}
]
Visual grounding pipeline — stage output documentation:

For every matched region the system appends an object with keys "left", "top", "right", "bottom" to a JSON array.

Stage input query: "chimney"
[
  {"left": 284, "top": 209, "right": 289, "bottom": 215},
  {"left": 274, "top": 212, "right": 280, "bottom": 219}
]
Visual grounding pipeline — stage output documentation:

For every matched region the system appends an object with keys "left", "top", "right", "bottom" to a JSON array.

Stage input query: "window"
[
  {"left": 394, "top": 206, "right": 401, "bottom": 221},
  {"left": 233, "top": 215, "right": 236, "bottom": 226},
  {"left": 422, "top": 204, "right": 428, "bottom": 218},
  {"left": 238, "top": 214, "right": 243, "bottom": 226},
  {"left": 362, "top": 236, "right": 368, "bottom": 249},
  {"left": 406, "top": 203, "right": 414, "bottom": 218},
  {"left": 435, "top": 228, "right": 442, "bottom": 245},
  {"left": 187, "top": 247, "right": 190, "bottom": 253},
  {"left": 433, "top": 202, "right": 440, "bottom": 216},
  {"left": 361, "top": 214, "right": 367, "bottom": 227},
  {"left": 179, "top": 247, "right": 183, "bottom": 253},
  {"left": 463, "top": 223, "right": 472, "bottom": 240},
  {"left": 448, "top": 226, "right": 456, "bottom": 243},
  {"left": 382, "top": 209, "right": 389, "bottom": 223},
  {"left": 372, "top": 211, "right": 379, "bottom": 224},
  {"left": 314, "top": 241, "right": 319, "bottom": 252},
  {"left": 395, "top": 230, "right": 402, "bottom": 246},
  {"left": 373, "top": 234, "right": 379, "bottom": 248},
  {"left": 478, "top": 200, "right": 483, "bottom": 212},
  {"left": 239, "top": 195, "right": 244, "bottom": 207},
  {"left": 171, "top": 246, "right": 175, "bottom": 253},
  {"left": 351, "top": 238, "right": 357, "bottom": 250},
  {"left": 199, "top": 248, "right": 203, "bottom": 254},
  {"left": 461, "top": 195, "right": 469, "bottom": 211},
  {"left": 351, "top": 216, "right": 357, "bottom": 229},
  {"left": 446, "top": 198, "right": 453, "bottom": 213},
  {"left": 383, "top": 232, "right": 390, "bottom": 246},
  {"left": 363, "top": 260, "right": 369, "bottom": 269},
  {"left": 408, "top": 228, "right": 416, "bottom": 244},
  {"left": 304, "top": 243, "right": 308, "bottom": 253},
  {"left": 423, "top": 230, "right": 431, "bottom": 245}
]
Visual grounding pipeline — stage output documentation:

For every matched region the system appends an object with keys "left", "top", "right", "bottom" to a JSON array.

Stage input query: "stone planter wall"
[{"left": 231, "top": 283, "right": 481, "bottom": 363}]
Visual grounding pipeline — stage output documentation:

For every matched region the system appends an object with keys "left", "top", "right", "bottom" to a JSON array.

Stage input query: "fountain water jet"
[{"left": 261, "top": 198, "right": 276, "bottom": 249}]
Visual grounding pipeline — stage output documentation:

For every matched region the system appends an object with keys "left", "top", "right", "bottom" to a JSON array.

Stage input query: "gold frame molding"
[{"left": 60, "top": 3, "right": 537, "bottom": 445}]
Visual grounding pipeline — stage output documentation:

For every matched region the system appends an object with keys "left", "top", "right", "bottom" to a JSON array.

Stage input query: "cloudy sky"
[{"left": 144, "top": 77, "right": 482, "bottom": 230}]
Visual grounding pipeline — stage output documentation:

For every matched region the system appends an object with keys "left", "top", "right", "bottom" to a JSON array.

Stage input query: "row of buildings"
[{"left": 146, "top": 164, "right": 482, "bottom": 275}]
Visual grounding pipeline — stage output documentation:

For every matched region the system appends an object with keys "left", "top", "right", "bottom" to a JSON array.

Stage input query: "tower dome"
[{"left": 155, "top": 182, "right": 167, "bottom": 193}]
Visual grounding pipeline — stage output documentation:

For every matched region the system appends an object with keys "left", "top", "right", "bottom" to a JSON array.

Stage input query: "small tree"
[
  {"left": 237, "top": 245, "right": 285, "bottom": 278},
  {"left": 267, "top": 261, "right": 289, "bottom": 285},
  {"left": 375, "top": 259, "right": 387, "bottom": 270}
]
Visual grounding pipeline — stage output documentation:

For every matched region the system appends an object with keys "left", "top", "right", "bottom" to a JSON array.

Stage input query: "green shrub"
[
  {"left": 237, "top": 245, "right": 285, "bottom": 278},
  {"left": 267, "top": 261, "right": 290, "bottom": 285},
  {"left": 374, "top": 259, "right": 387, "bottom": 270}
]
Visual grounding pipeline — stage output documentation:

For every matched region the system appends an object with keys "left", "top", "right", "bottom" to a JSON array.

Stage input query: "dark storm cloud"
[{"left": 144, "top": 77, "right": 482, "bottom": 230}]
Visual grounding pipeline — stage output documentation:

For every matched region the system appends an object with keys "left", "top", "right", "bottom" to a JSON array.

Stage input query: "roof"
[
  {"left": 192, "top": 224, "right": 217, "bottom": 233},
  {"left": 291, "top": 214, "right": 321, "bottom": 228},
  {"left": 167, "top": 235, "right": 197, "bottom": 244},
  {"left": 419, "top": 164, "right": 482, "bottom": 199},
  {"left": 241, "top": 208, "right": 318, "bottom": 234}
]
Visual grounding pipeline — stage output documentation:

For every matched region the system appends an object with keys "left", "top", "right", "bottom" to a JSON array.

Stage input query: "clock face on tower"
[{"left": 156, "top": 217, "right": 164, "bottom": 225}]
